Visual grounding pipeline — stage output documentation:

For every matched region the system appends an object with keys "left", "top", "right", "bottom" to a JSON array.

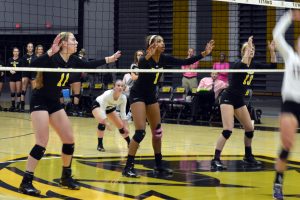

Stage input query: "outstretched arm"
[
  {"left": 273, "top": 10, "right": 295, "bottom": 61},
  {"left": 80, "top": 50, "right": 122, "bottom": 68},
  {"left": 164, "top": 40, "right": 215, "bottom": 66}
]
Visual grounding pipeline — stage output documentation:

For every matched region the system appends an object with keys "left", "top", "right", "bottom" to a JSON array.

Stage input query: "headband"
[{"left": 149, "top": 35, "right": 157, "bottom": 45}]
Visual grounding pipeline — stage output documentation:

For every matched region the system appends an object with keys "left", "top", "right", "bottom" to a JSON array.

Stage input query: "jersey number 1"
[
  {"left": 57, "top": 73, "right": 70, "bottom": 87},
  {"left": 153, "top": 72, "right": 160, "bottom": 84}
]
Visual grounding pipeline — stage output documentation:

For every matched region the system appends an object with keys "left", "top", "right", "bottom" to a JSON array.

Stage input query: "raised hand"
[
  {"left": 145, "top": 43, "right": 158, "bottom": 60},
  {"left": 48, "top": 34, "right": 62, "bottom": 56},
  {"left": 205, "top": 40, "right": 215, "bottom": 55},
  {"left": 106, "top": 50, "right": 122, "bottom": 63},
  {"left": 292, "top": 10, "right": 300, "bottom": 21},
  {"left": 268, "top": 40, "right": 276, "bottom": 52}
]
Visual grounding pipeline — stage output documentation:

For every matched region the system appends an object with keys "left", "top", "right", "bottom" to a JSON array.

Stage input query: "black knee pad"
[
  {"left": 119, "top": 127, "right": 125, "bottom": 134},
  {"left": 62, "top": 143, "right": 74, "bottom": 155},
  {"left": 17, "top": 92, "right": 21, "bottom": 97},
  {"left": 222, "top": 130, "right": 232, "bottom": 139},
  {"left": 133, "top": 130, "right": 146, "bottom": 143},
  {"left": 245, "top": 131, "right": 254, "bottom": 139},
  {"left": 279, "top": 148, "right": 289, "bottom": 160},
  {"left": 98, "top": 123, "right": 105, "bottom": 131},
  {"left": 73, "top": 94, "right": 81, "bottom": 99},
  {"left": 10, "top": 93, "right": 15, "bottom": 98},
  {"left": 29, "top": 144, "right": 46, "bottom": 160},
  {"left": 21, "top": 90, "right": 26, "bottom": 96}
]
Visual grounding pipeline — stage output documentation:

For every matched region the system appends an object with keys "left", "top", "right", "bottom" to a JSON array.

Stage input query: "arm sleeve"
[
  {"left": 163, "top": 54, "right": 204, "bottom": 67},
  {"left": 119, "top": 96, "right": 127, "bottom": 120},
  {"left": 79, "top": 58, "right": 106, "bottom": 68},
  {"left": 273, "top": 11, "right": 294, "bottom": 61},
  {"left": 30, "top": 53, "right": 51, "bottom": 68}
]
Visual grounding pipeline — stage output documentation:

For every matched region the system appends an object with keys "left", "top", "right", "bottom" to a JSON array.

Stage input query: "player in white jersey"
[
  {"left": 91, "top": 79, "right": 131, "bottom": 152},
  {"left": 272, "top": 10, "right": 300, "bottom": 200}
]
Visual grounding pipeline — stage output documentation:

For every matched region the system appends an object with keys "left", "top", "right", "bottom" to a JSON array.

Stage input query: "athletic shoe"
[
  {"left": 60, "top": 168, "right": 80, "bottom": 190},
  {"left": 19, "top": 181, "right": 41, "bottom": 196},
  {"left": 153, "top": 166, "right": 173, "bottom": 176},
  {"left": 243, "top": 155, "right": 262, "bottom": 166},
  {"left": 122, "top": 166, "right": 139, "bottom": 178},
  {"left": 211, "top": 159, "right": 227, "bottom": 170},
  {"left": 273, "top": 183, "right": 283, "bottom": 200},
  {"left": 97, "top": 145, "right": 105, "bottom": 152}
]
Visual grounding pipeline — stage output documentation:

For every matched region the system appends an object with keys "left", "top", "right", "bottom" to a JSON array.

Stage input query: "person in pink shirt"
[
  {"left": 191, "top": 72, "right": 228, "bottom": 122},
  {"left": 181, "top": 48, "right": 199, "bottom": 94},
  {"left": 213, "top": 52, "right": 230, "bottom": 83},
  {"left": 197, "top": 72, "right": 228, "bottom": 99}
]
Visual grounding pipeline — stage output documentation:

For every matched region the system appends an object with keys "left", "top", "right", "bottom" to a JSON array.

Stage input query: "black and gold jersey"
[{"left": 31, "top": 53, "right": 106, "bottom": 99}]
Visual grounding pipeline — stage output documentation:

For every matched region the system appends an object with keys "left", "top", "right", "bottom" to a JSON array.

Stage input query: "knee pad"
[
  {"left": 17, "top": 92, "right": 21, "bottom": 97},
  {"left": 73, "top": 94, "right": 81, "bottom": 99},
  {"left": 98, "top": 123, "right": 105, "bottom": 131},
  {"left": 132, "top": 130, "right": 146, "bottom": 143},
  {"left": 119, "top": 127, "right": 125, "bottom": 134},
  {"left": 29, "top": 144, "right": 46, "bottom": 160},
  {"left": 62, "top": 143, "right": 74, "bottom": 155},
  {"left": 245, "top": 131, "right": 254, "bottom": 139},
  {"left": 10, "top": 93, "right": 15, "bottom": 98},
  {"left": 152, "top": 124, "right": 163, "bottom": 139},
  {"left": 279, "top": 148, "right": 289, "bottom": 160},
  {"left": 222, "top": 130, "right": 232, "bottom": 139},
  {"left": 21, "top": 90, "right": 26, "bottom": 96}
]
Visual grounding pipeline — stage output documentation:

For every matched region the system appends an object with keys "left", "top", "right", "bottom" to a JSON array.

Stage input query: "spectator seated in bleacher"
[{"left": 190, "top": 72, "right": 228, "bottom": 122}]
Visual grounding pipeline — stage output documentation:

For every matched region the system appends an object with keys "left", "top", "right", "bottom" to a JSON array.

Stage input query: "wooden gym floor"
[{"left": 0, "top": 111, "right": 299, "bottom": 200}]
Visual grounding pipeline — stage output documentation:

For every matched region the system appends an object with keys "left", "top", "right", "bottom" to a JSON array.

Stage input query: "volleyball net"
[{"left": 0, "top": 0, "right": 298, "bottom": 73}]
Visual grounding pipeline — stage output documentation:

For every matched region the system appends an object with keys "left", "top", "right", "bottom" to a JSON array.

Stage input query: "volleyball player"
[
  {"left": 92, "top": 79, "right": 130, "bottom": 152},
  {"left": 123, "top": 50, "right": 142, "bottom": 116},
  {"left": 272, "top": 10, "right": 300, "bottom": 200},
  {"left": 8, "top": 47, "right": 23, "bottom": 112},
  {"left": 20, "top": 43, "right": 36, "bottom": 112},
  {"left": 122, "top": 35, "right": 214, "bottom": 177},
  {"left": 18, "top": 32, "right": 121, "bottom": 196},
  {"left": 211, "top": 36, "right": 277, "bottom": 170}
]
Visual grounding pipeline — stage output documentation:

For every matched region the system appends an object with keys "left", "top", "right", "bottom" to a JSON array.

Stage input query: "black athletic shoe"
[
  {"left": 153, "top": 167, "right": 173, "bottom": 177},
  {"left": 211, "top": 159, "right": 227, "bottom": 170},
  {"left": 243, "top": 155, "right": 262, "bottom": 166},
  {"left": 97, "top": 145, "right": 105, "bottom": 152},
  {"left": 122, "top": 167, "right": 139, "bottom": 178},
  {"left": 60, "top": 168, "right": 80, "bottom": 190},
  {"left": 20, "top": 106, "right": 25, "bottom": 112},
  {"left": 19, "top": 181, "right": 41, "bottom": 196}
]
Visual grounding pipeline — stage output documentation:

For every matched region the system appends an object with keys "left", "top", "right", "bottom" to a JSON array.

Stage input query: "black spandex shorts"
[{"left": 219, "top": 90, "right": 245, "bottom": 109}]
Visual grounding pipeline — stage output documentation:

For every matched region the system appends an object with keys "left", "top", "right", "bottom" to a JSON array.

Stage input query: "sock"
[
  {"left": 98, "top": 137, "right": 103, "bottom": 147},
  {"left": 124, "top": 136, "right": 130, "bottom": 145},
  {"left": 126, "top": 155, "right": 135, "bottom": 168},
  {"left": 245, "top": 146, "right": 252, "bottom": 157},
  {"left": 21, "top": 101, "right": 25, "bottom": 108},
  {"left": 22, "top": 171, "right": 34, "bottom": 183},
  {"left": 155, "top": 153, "right": 162, "bottom": 168},
  {"left": 274, "top": 172, "right": 283, "bottom": 185},
  {"left": 214, "top": 149, "right": 221, "bottom": 160}
]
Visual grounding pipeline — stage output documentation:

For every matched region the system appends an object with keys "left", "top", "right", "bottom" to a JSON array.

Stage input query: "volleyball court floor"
[{"left": 0, "top": 108, "right": 299, "bottom": 200}]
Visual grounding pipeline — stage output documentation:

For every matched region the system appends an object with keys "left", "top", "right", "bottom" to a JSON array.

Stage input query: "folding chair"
[
  {"left": 107, "top": 83, "right": 114, "bottom": 90},
  {"left": 91, "top": 83, "right": 104, "bottom": 99},
  {"left": 157, "top": 86, "right": 173, "bottom": 121},
  {"left": 172, "top": 87, "right": 187, "bottom": 123}
]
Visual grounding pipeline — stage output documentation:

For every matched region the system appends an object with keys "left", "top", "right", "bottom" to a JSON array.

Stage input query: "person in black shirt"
[
  {"left": 18, "top": 32, "right": 121, "bottom": 196},
  {"left": 211, "top": 36, "right": 277, "bottom": 170},
  {"left": 8, "top": 47, "right": 23, "bottom": 112},
  {"left": 122, "top": 34, "right": 214, "bottom": 177},
  {"left": 20, "top": 42, "right": 36, "bottom": 112}
]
